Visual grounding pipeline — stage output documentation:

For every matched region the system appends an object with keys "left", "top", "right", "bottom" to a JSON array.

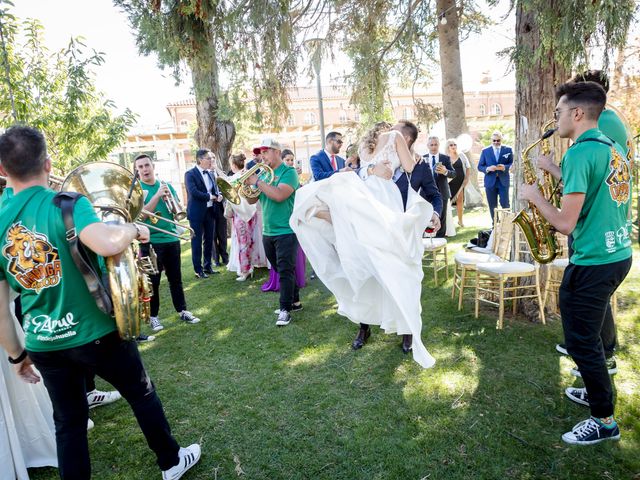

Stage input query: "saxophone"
[{"left": 513, "top": 120, "right": 562, "bottom": 264}]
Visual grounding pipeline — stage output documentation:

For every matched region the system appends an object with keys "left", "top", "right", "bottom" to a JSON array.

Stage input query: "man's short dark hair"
[
  {"left": 397, "top": 121, "right": 419, "bottom": 146},
  {"left": 326, "top": 131, "right": 342, "bottom": 142},
  {"left": 555, "top": 81, "right": 606, "bottom": 121},
  {"left": 571, "top": 70, "right": 609, "bottom": 93},
  {"left": 0, "top": 125, "right": 47, "bottom": 181},
  {"left": 195, "top": 148, "right": 211, "bottom": 164},
  {"left": 134, "top": 154, "right": 153, "bottom": 165}
]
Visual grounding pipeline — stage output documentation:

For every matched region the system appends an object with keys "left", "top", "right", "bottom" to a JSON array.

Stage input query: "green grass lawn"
[{"left": 30, "top": 211, "right": 640, "bottom": 479}]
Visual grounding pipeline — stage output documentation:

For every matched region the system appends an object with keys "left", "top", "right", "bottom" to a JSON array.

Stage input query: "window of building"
[
  {"left": 304, "top": 111, "right": 316, "bottom": 125},
  {"left": 287, "top": 114, "right": 295, "bottom": 126},
  {"left": 492, "top": 103, "right": 502, "bottom": 115},
  {"left": 402, "top": 107, "right": 413, "bottom": 120},
  {"left": 339, "top": 110, "right": 348, "bottom": 123},
  {"left": 179, "top": 119, "right": 189, "bottom": 129},
  {"left": 479, "top": 104, "right": 486, "bottom": 116},
  {"left": 354, "top": 111, "right": 360, "bottom": 122}
]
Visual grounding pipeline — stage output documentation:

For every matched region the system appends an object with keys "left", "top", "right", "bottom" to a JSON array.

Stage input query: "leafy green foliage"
[
  {"left": 510, "top": 0, "right": 637, "bottom": 75},
  {"left": 0, "top": 7, "right": 136, "bottom": 174},
  {"left": 114, "top": 0, "right": 301, "bottom": 130},
  {"left": 477, "top": 122, "right": 515, "bottom": 147}
]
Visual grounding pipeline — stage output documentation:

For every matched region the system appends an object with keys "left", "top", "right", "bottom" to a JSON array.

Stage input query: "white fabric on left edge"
[{"left": 0, "top": 293, "right": 57, "bottom": 480}]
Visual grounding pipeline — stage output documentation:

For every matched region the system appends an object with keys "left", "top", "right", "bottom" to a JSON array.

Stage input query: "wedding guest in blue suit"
[
  {"left": 185, "top": 149, "right": 223, "bottom": 278},
  {"left": 310, "top": 131, "right": 349, "bottom": 181},
  {"left": 478, "top": 131, "right": 513, "bottom": 224}
]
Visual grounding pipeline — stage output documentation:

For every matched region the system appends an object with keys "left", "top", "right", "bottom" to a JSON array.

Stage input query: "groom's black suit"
[{"left": 394, "top": 160, "right": 443, "bottom": 216}]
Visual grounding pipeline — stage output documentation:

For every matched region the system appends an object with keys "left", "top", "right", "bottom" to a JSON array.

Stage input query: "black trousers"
[
  {"left": 189, "top": 207, "right": 215, "bottom": 273},
  {"left": 436, "top": 198, "right": 449, "bottom": 238},
  {"left": 559, "top": 257, "right": 632, "bottom": 418},
  {"left": 212, "top": 203, "right": 228, "bottom": 264},
  {"left": 263, "top": 233, "right": 300, "bottom": 311},
  {"left": 567, "top": 236, "right": 617, "bottom": 357},
  {"left": 141, "top": 241, "right": 187, "bottom": 317},
  {"left": 28, "top": 332, "right": 180, "bottom": 479}
]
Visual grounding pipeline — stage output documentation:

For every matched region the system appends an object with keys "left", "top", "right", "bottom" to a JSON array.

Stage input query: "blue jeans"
[{"left": 28, "top": 332, "right": 180, "bottom": 479}]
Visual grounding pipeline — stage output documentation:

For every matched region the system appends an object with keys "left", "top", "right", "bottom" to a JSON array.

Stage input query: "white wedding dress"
[
  {"left": 290, "top": 130, "right": 436, "bottom": 368},
  {"left": 0, "top": 292, "right": 57, "bottom": 480}
]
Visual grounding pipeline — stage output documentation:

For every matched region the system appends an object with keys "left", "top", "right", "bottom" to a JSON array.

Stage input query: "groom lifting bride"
[{"left": 290, "top": 120, "right": 440, "bottom": 368}]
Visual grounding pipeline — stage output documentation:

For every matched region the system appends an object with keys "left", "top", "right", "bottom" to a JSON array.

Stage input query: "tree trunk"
[
  {"left": 190, "top": 49, "right": 235, "bottom": 172},
  {"left": 514, "top": 1, "right": 569, "bottom": 321},
  {"left": 437, "top": 0, "right": 482, "bottom": 207},
  {"left": 436, "top": 0, "right": 468, "bottom": 139}
]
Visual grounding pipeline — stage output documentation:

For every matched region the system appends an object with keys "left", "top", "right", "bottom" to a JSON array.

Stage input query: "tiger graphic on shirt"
[
  {"left": 605, "top": 147, "right": 631, "bottom": 206},
  {"left": 2, "top": 222, "right": 61, "bottom": 292}
]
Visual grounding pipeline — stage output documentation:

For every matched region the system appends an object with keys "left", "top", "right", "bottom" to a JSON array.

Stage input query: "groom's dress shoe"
[
  {"left": 351, "top": 327, "right": 371, "bottom": 350},
  {"left": 401, "top": 334, "right": 412, "bottom": 354}
]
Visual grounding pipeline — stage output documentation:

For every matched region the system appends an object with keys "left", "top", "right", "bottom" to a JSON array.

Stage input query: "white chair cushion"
[
  {"left": 454, "top": 251, "right": 501, "bottom": 265},
  {"left": 477, "top": 261, "right": 535, "bottom": 274},
  {"left": 551, "top": 258, "right": 569, "bottom": 268},
  {"left": 465, "top": 243, "right": 493, "bottom": 255},
  {"left": 422, "top": 237, "right": 447, "bottom": 249}
]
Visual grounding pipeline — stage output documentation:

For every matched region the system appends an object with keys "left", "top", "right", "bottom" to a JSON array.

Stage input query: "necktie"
[
  {"left": 331, "top": 155, "right": 337, "bottom": 171},
  {"left": 431, "top": 155, "right": 437, "bottom": 174},
  {"left": 494, "top": 147, "right": 499, "bottom": 161},
  {"left": 206, "top": 170, "right": 218, "bottom": 195}
]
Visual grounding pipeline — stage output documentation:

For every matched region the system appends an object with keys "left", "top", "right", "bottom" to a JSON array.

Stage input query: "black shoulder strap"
[
  {"left": 53, "top": 192, "right": 113, "bottom": 315},
  {"left": 573, "top": 137, "right": 614, "bottom": 147}
]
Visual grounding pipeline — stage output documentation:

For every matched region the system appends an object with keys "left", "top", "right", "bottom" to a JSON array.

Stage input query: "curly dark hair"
[{"left": 360, "top": 121, "right": 392, "bottom": 155}]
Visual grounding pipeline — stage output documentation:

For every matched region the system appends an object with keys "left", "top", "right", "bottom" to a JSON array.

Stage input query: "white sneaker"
[
  {"left": 87, "top": 389, "right": 122, "bottom": 409},
  {"left": 150, "top": 317, "right": 164, "bottom": 332},
  {"left": 276, "top": 310, "right": 291, "bottom": 327},
  {"left": 162, "top": 444, "right": 201, "bottom": 480},
  {"left": 87, "top": 418, "right": 94, "bottom": 431},
  {"left": 179, "top": 311, "right": 200, "bottom": 324}
]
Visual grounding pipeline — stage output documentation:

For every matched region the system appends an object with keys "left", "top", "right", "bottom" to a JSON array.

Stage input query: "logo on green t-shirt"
[
  {"left": 605, "top": 147, "right": 631, "bottom": 206},
  {"left": 2, "top": 222, "right": 62, "bottom": 292}
]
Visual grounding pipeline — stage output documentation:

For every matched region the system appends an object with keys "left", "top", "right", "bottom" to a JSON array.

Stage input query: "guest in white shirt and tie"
[
  {"left": 185, "top": 149, "right": 224, "bottom": 278},
  {"left": 478, "top": 131, "right": 514, "bottom": 225},
  {"left": 310, "top": 131, "right": 350, "bottom": 181},
  {"left": 424, "top": 136, "right": 456, "bottom": 238}
]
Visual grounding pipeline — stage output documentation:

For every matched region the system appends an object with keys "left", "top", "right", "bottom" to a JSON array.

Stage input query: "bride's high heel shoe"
[{"left": 236, "top": 269, "right": 254, "bottom": 282}]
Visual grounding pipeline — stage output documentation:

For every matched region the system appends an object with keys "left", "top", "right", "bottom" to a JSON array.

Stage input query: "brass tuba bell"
[{"left": 61, "top": 162, "right": 154, "bottom": 340}]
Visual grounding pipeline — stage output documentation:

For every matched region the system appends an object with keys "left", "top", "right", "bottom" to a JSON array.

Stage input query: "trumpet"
[
  {"left": 159, "top": 180, "right": 187, "bottom": 221},
  {"left": 216, "top": 163, "right": 275, "bottom": 205}
]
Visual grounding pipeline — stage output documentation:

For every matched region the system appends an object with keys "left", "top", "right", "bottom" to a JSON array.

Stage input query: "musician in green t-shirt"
[
  {"left": 0, "top": 126, "right": 200, "bottom": 478},
  {"left": 520, "top": 82, "right": 632, "bottom": 446},
  {"left": 134, "top": 155, "right": 200, "bottom": 332}
]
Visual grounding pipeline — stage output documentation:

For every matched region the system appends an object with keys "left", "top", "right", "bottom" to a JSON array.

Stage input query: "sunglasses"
[
  {"left": 492, "top": 139, "right": 501, "bottom": 143},
  {"left": 334, "top": 139, "right": 344, "bottom": 145}
]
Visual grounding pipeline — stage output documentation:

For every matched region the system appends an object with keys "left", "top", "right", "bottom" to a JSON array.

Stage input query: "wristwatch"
[{"left": 8, "top": 349, "right": 27, "bottom": 364}]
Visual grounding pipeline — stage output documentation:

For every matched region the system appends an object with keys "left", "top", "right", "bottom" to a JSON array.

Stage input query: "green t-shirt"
[
  {"left": 259, "top": 163, "right": 299, "bottom": 236},
  {"left": 561, "top": 128, "right": 632, "bottom": 266},
  {"left": 140, "top": 180, "right": 179, "bottom": 244},
  {"left": 598, "top": 109, "right": 631, "bottom": 160},
  {"left": 0, "top": 186, "right": 116, "bottom": 351}
]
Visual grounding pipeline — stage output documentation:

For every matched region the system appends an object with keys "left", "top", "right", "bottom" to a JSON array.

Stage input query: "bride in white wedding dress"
[{"left": 290, "top": 122, "right": 435, "bottom": 368}]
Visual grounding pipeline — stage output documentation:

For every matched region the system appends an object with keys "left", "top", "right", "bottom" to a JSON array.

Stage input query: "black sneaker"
[
  {"left": 276, "top": 310, "right": 291, "bottom": 326},
  {"left": 179, "top": 310, "right": 201, "bottom": 324},
  {"left": 194, "top": 272, "right": 209, "bottom": 279},
  {"left": 571, "top": 358, "right": 617, "bottom": 377},
  {"left": 136, "top": 334, "right": 156, "bottom": 343},
  {"left": 562, "top": 417, "right": 620, "bottom": 445},
  {"left": 556, "top": 343, "right": 568, "bottom": 355},
  {"left": 565, "top": 387, "right": 589, "bottom": 407},
  {"left": 273, "top": 302, "right": 303, "bottom": 314}
]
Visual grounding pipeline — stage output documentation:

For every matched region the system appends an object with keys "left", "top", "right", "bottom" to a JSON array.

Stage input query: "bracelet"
[{"left": 8, "top": 349, "right": 27, "bottom": 365}]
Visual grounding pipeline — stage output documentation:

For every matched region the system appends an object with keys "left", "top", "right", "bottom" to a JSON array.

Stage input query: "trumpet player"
[
  {"left": 134, "top": 155, "right": 200, "bottom": 331},
  {"left": 0, "top": 126, "right": 201, "bottom": 479}
]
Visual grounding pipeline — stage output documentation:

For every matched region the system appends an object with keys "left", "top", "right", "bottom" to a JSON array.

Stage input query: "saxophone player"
[
  {"left": 519, "top": 82, "right": 632, "bottom": 446},
  {"left": 0, "top": 126, "right": 201, "bottom": 479},
  {"left": 134, "top": 154, "right": 201, "bottom": 332}
]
